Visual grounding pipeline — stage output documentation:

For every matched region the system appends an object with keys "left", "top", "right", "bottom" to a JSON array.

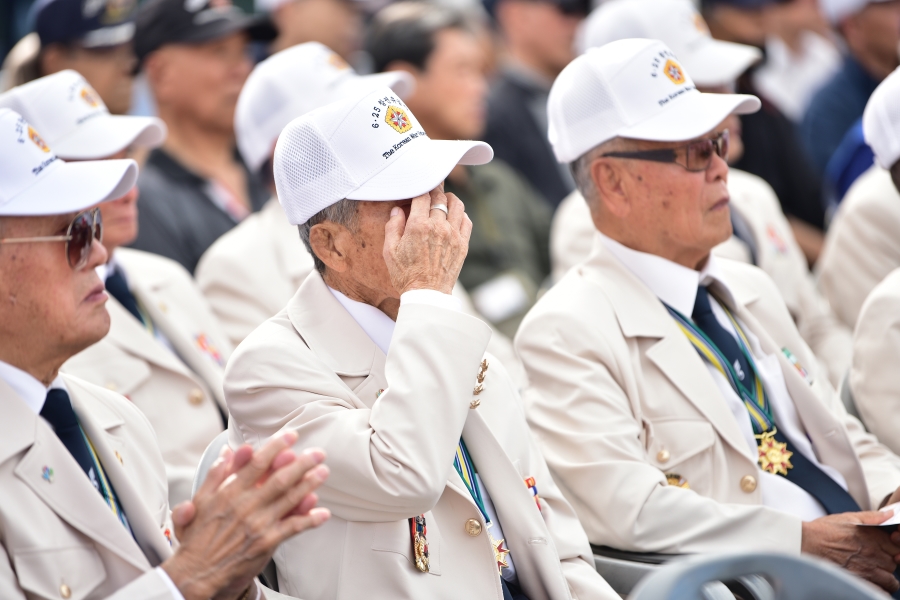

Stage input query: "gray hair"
[
  {"left": 298, "top": 199, "right": 360, "bottom": 276},
  {"left": 570, "top": 136, "right": 633, "bottom": 210}
]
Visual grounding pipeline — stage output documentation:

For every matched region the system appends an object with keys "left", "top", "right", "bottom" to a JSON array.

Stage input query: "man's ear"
[
  {"left": 591, "top": 158, "right": 630, "bottom": 218},
  {"left": 308, "top": 222, "right": 354, "bottom": 273}
]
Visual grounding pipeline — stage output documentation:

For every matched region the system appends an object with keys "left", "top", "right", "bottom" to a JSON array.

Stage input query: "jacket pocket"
[
  {"left": 14, "top": 544, "right": 106, "bottom": 600},
  {"left": 647, "top": 420, "right": 717, "bottom": 492},
  {"left": 370, "top": 511, "right": 441, "bottom": 575}
]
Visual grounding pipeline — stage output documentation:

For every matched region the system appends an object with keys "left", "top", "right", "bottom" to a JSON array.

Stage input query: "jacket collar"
[{"left": 265, "top": 197, "right": 312, "bottom": 286}]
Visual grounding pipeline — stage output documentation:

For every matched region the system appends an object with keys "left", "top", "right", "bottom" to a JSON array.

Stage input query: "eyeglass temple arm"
[
  {"left": 0, "top": 235, "right": 71, "bottom": 244},
  {"left": 601, "top": 149, "right": 678, "bottom": 163}
]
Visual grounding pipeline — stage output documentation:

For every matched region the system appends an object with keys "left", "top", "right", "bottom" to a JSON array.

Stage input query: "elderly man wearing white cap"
[
  {"left": 0, "top": 69, "right": 239, "bottom": 506},
  {"left": 223, "top": 88, "right": 618, "bottom": 600},
  {"left": 0, "top": 108, "right": 331, "bottom": 600},
  {"left": 818, "top": 66, "right": 900, "bottom": 330},
  {"left": 552, "top": 0, "right": 853, "bottom": 388},
  {"left": 516, "top": 38, "right": 900, "bottom": 593}
]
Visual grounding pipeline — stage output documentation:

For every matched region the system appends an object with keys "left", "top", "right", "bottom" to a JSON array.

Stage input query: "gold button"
[
  {"left": 104, "top": 381, "right": 118, "bottom": 391},
  {"left": 158, "top": 302, "right": 168, "bottom": 313},
  {"left": 188, "top": 389, "right": 204, "bottom": 405},
  {"left": 740, "top": 475, "right": 757, "bottom": 493},
  {"left": 656, "top": 449, "right": 670, "bottom": 463},
  {"left": 60, "top": 584, "right": 71, "bottom": 598},
  {"left": 464, "top": 518, "right": 482, "bottom": 537},
  {"left": 115, "top": 451, "right": 124, "bottom": 465}
]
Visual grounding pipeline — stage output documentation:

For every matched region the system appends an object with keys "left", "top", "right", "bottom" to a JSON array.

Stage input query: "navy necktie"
[
  {"left": 691, "top": 285, "right": 860, "bottom": 515},
  {"left": 40, "top": 389, "right": 104, "bottom": 497},
  {"left": 105, "top": 270, "right": 144, "bottom": 325}
]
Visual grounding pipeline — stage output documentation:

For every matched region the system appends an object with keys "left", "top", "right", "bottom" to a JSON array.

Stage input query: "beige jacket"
[
  {"left": 550, "top": 169, "right": 851, "bottom": 387},
  {"left": 224, "top": 273, "right": 617, "bottom": 600},
  {"left": 817, "top": 166, "right": 900, "bottom": 329},
  {"left": 63, "top": 248, "right": 230, "bottom": 504},
  {"left": 515, "top": 246, "right": 900, "bottom": 555},
  {"left": 0, "top": 374, "right": 177, "bottom": 600},
  {"left": 851, "top": 267, "right": 900, "bottom": 455}
]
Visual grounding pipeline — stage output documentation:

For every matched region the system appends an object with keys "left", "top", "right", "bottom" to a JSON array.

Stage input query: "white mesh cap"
[
  {"left": 235, "top": 42, "right": 415, "bottom": 173},
  {"left": 0, "top": 70, "right": 165, "bottom": 160},
  {"left": 863, "top": 66, "right": 900, "bottom": 168},
  {"left": 548, "top": 38, "right": 761, "bottom": 164},
  {"left": 580, "top": 0, "right": 761, "bottom": 88},
  {"left": 820, "top": 0, "right": 891, "bottom": 24},
  {"left": 0, "top": 108, "right": 138, "bottom": 216},
  {"left": 274, "top": 86, "right": 493, "bottom": 225}
]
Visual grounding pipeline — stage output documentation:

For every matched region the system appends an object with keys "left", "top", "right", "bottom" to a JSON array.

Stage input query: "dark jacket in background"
[{"left": 131, "top": 148, "right": 269, "bottom": 274}]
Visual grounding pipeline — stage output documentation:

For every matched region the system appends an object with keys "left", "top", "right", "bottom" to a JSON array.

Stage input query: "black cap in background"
[{"left": 34, "top": 0, "right": 138, "bottom": 48}]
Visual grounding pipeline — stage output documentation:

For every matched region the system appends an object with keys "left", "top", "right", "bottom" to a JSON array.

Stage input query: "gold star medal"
[
  {"left": 490, "top": 534, "right": 510, "bottom": 573},
  {"left": 755, "top": 429, "right": 793, "bottom": 476}
]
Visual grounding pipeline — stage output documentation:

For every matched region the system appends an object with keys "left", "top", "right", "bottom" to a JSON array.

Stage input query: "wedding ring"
[{"left": 430, "top": 204, "right": 448, "bottom": 215}]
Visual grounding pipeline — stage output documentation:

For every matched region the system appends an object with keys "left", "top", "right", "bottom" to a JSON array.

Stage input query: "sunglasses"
[
  {"left": 601, "top": 129, "right": 730, "bottom": 172},
  {"left": 0, "top": 208, "right": 103, "bottom": 270}
]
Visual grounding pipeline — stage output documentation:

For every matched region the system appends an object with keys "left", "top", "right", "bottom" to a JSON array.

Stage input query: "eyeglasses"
[
  {"left": 601, "top": 130, "right": 729, "bottom": 172},
  {"left": 0, "top": 208, "right": 103, "bottom": 270}
]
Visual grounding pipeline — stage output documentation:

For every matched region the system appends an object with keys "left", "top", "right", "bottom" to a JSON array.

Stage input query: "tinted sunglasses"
[
  {"left": 601, "top": 129, "right": 730, "bottom": 172},
  {"left": 0, "top": 208, "right": 103, "bottom": 270}
]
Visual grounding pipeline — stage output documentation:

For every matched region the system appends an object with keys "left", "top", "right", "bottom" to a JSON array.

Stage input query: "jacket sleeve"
[{"left": 225, "top": 303, "right": 492, "bottom": 522}]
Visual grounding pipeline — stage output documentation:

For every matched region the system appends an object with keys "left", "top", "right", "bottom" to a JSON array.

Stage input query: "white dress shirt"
[
  {"left": 599, "top": 233, "right": 848, "bottom": 522},
  {"left": 328, "top": 286, "right": 519, "bottom": 581},
  {"left": 0, "top": 360, "right": 187, "bottom": 600}
]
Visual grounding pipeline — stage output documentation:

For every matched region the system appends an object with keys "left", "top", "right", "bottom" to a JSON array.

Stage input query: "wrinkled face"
[
  {"left": 852, "top": 0, "right": 900, "bottom": 71},
  {"left": 151, "top": 32, "right": 252, "bottom": 132},
  {"left": 276, "top": 0, "right": 363, "bottom": 60},
  {"left": 0, "top": 213, "right": 110, "bottom": 368},
  {"left": 406, "top": 28, "right": 488, "bottom": 140}
]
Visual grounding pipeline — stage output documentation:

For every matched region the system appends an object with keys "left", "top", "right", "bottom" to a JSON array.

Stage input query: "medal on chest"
[
  {"left": 755, "top": 428, "right": 794, "bottom": 476},
  {"left": 488, "top": 523, "right": 510, "bottom": 573},
  {"left": 410, "top": 514, "right": 430, "bottom": 573}
]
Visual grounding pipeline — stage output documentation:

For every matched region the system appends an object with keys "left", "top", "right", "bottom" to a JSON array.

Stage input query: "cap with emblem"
[
  {"left": 580, "top": 0, "right": 761, "bottom": 88},
  {"left": 236, "top": 42, "right": 415, "bottom": 174},
  {"left": 134, "top": 0, "right": 277, "bottom": 67},
  {"left": 0, "top": 70, "right": 166, "bottom": 160},
  {"left": 32, "top": 0, "right": 137, "bottom": 48},
  {"left": 547, "top": 38, "right": 761, "bottom": 164},
  {"left": 863, "top": 66, "right": 900, "bottom": 169},
  {"left": 274, "top": 86, "right": 492, "bottom": 225},
  {"left": 0, "top": 108, "right": 137, "bottom": 216}
]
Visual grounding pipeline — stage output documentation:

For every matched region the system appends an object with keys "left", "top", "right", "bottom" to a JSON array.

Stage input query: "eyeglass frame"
[
  {"left": 600, "top": 129, "right": 730, "bottom": 173},
  {"left": 0, "top": 207, "right": 103, "bottom": 271}
]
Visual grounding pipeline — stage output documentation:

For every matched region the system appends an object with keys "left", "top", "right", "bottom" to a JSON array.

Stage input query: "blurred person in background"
[
  {"left": 0, "top": 69, "right": 236, "bottom": 506},
  {"left": 482, "top": 0, "right": 588, "bottom": 209},
  {"left": 368, "top": 2, "right": 551, "bottom": 337},
  {"left": 259, "top": 0, "right": 364, "bottom": 62},
  {"left": 131, "top": 0, "right": 276, "bottom": 273},
  {"left": 801, "top": 0, "right": 900, "bottom": 176},
  {"left": 703, "top": 0, "right": 832, "bottom": 265},
  {"left": 1, "top": 0, "right": 137, "bottom": 115},
  {"left": 552, "top": 0, "right": 852, "bottom": 388}
]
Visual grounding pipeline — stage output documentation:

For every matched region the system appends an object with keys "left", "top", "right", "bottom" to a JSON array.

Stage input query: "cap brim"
[
  {"left": 181, "top": 13, "right": 277, "bottom": 45},
  {"left": 620, "top": 92, "right": 760, "bottom": 143},
  {"left": 346, "top": 139, "right": 492, "bottom": 201},
  {"left": 683, "top": 38, "right": 762, "bottom": 88},
  {"left": 53, "top": 114, "right": 167, "bottom": 160},
  {"left": 2, "top": 158, "right": 138, "bottom": 216}
]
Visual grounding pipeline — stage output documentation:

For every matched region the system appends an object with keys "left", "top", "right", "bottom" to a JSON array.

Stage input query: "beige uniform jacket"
[
  {"left": 851, "top": 268, "right": 900, "bottom": 455},
  {"left": 63, "top": 248, "right": 231, "bottom": 504},
  {"left": 0, "top": 374, "right": 178, "bottom": 600},
  {"left": 224, "top": 273, "right": 617, "bottom": 600},
  {"left": 515, "top": 246, "right": 900, "bottom": 555},
  {"left": 817, "top": 166, "right": 900, "bottom": 329},
  {"left": 550, "top": 169, "right": 851, "bottom": 387}
]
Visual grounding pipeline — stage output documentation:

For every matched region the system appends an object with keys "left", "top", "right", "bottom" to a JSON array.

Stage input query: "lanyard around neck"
[{"left": 453, "top": 439, "right": 490, "bottom": 523}]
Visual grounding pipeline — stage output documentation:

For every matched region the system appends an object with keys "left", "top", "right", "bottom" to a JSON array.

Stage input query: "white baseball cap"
[
  {"left": 820, "top": 0, "right": 891, "bottom": 25},
  {"left": 274, "top": 87, "right": 492, "bottom": 225},
  {"left": 581, "top": 0, "right": 761, "bottom": 88},
  {"left": 863, "top": 66, "right": 900, "bottom": 168},
  {"left": 0, "top": 109, "right": 138, "bottom": 216},
  {"left": 0, "top": 70, "right": 165, "bottom": 160},
  {"left": 236, "top": 42, "right": 414, "bottom": 173},
  {"left": 547, "top": 38, "right": 761, "bottom": 164}
]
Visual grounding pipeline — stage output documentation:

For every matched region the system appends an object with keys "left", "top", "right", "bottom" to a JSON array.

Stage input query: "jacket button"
[
  {"left": 188, "top": 389, "right": 204, "bottom": 405},
  {"left": 656, "top": 449, "right": 670, "bottom": 463},
  {"left": 60, "top": 584, "right": 71, "bottom": 598},
  {"left": 740, "top": 475, "right": 757, "bottom": 493},
  {"left": 104, "top": 382, "right": 118, "bottom": 391},
  {"left": 465, "top": 518, "right": 483, "bottom": 537}
]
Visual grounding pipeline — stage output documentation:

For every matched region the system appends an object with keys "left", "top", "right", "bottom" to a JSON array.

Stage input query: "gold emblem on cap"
[
  {"left": 385, "top": 105, "right": 413, "bottom": 134},
  {"left": 28, "top": 126, "right": 50, "bottom": 153},
  {"left": 80, "top": 87, "right": 101, "bottom": 108},
  {"left": 328, "top": 53, "right": 350, "bottom": 70},
  {"left": 663, "top": 59, "right": 686, "bottom": 85}
]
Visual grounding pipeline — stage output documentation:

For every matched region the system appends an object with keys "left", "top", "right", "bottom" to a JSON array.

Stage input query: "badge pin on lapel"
[
  {"left": 471, "top": 359, "right": 489, "bottom": 408},
  {"left": 41, "top": 466, "right": 54, "bottom": 483}
]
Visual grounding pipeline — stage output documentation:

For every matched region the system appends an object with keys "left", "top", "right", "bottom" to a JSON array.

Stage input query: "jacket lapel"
[
  {"left": 105, "top": 298, "right": 193, "bottom": 377},
  {"left": 267, "top": 198, "right": 312, "bottom": 293}
]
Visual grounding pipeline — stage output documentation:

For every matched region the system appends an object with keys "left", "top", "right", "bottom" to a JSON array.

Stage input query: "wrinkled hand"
[
  {"left": 383, "top": 185, "right": 472, "bottom": 295},
  {"left": 801, "top": 511, "right": 900, "bottom": 592},
  {"left": 161, "top": 432, "right": 331, "bottom": 600}
]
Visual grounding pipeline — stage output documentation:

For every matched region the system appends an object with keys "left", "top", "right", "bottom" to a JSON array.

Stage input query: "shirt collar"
[
  {"left": 598, "top": 232, "right": 736, "bottom": 316},
  {"left": 328, "top": 287, "right": 395, "bottom": 355},
  {"left": 95, "top": 252, "right": 121, "bottom": 283},
  {"left": 0, "top": 360, "right": 67, "bottom": 415}
]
